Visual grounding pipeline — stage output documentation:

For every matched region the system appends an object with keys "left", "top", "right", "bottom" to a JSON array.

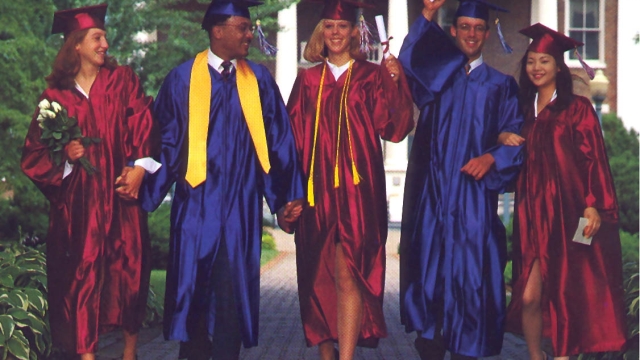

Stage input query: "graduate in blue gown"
[
  {"left": 398, "top": 0, "right": 523, "bottom": 358},
  {"left": 139, "top": 0, "right": 304, "bottom": 358}
]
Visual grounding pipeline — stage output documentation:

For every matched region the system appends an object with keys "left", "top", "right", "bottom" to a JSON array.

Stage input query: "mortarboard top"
[
  {"left": 202, "top": 0, "right": 262, "bottom": 29},
  {"left": 51, "top": 4, "right": 107, "bottom": 37},
  {"left": 519, "top": 23, "right": 583, "bottom": 57},
  {"left": 308, "top": 0, "right": 375, "bottom": 23},
  {"left": 455, "top": 0, "right": 508, "bottom": 23}
]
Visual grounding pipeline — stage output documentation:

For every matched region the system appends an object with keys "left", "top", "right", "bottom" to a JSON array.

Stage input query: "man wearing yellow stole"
[{"left": 139, "top": 0, "right": 304, "bottom": 358}]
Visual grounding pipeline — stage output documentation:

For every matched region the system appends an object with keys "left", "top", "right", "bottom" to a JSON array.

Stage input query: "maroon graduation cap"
[{"left": 51, "top": 4, "right": 107, "bottom": 37}]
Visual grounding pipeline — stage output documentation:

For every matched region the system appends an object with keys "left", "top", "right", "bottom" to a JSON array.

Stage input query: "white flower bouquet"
[{"left": 37, "top": 99, "right": 101, "bottom": 175}]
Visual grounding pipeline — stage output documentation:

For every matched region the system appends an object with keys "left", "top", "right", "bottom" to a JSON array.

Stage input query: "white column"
[
  {"left": 276, "top": 3, "right": 297, "bottom": 104},
  {"left": 617, "top": 0, "right": 640, "bottom": 130},
  {"left": 531, "top": 0, "right": 558, "bottom": 29},
  {"left": 383, "top": 0, "right": 410, "bottom": 170}
]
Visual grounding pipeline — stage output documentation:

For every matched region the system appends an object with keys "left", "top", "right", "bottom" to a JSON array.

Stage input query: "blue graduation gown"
[
  {"left": 139, "top": 58, "right": 304, "bottom": 347},
  {"left": 398, "top": 17, "right": 524, "bottom": 357}
]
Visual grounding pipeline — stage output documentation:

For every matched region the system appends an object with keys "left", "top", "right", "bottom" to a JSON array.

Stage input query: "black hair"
[
  {"left": 518, "top": 50, "right": 573, "bottom": 115},
  {"left": 202, "top": 14, "right": 232, "bottom": 33}
]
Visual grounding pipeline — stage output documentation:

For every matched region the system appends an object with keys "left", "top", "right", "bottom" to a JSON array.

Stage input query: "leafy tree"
[
  {"left": 0, "top": 0, "right": 57, "bottom": 240},
  {"left": 602, "top": 113, "right": 639, "bottom": 235}
]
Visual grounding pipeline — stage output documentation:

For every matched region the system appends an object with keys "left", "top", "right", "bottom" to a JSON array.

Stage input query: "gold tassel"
[
  {"left": 334, "top": 165, "right": 340, "bottom": 188},
  {"left": 351, "top": 163, "right": 361, "bottom": 185},
  {"left": 307, "top": 178, "right": 315, "bottom": 207}
]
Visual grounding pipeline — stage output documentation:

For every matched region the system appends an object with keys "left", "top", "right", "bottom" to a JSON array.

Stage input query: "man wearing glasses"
[
  {"left": 398, "top": 0, "right": 524, "bottom": 359},
  {"left": 139, "top": 0, "right": 304, "bottom": 359}
]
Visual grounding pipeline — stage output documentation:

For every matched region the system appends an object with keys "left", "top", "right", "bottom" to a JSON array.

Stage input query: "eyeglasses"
[
  {"left": 219, "top": 23, "right": 255, "bottom": 34},
  {"left": 456, "top": 24, "right": 487, "bottom": 34}
]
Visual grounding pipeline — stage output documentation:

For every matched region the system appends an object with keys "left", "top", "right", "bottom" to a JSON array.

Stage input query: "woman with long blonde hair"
[{"left": 283, "top": 1, "right": 414, "bottom": 359}]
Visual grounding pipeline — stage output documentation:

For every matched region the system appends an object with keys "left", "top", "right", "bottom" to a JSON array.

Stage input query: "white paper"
[
  {"left": 375, "top": 15, "right": 387, "bottom": 42},
  {"left": 572, "top": 217, "right": 593, "bottom": 245}
]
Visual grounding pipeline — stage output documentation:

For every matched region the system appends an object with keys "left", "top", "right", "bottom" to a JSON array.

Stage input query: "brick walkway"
[{"left": 96, "top": 229, "right": 529, "bottom": 359}]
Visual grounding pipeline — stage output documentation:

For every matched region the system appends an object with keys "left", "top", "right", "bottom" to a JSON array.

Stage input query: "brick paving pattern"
[{"left": 96, "top": 229, "right": 529, "bottom": 359}]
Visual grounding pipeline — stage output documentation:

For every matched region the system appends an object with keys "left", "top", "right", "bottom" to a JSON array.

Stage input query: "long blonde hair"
[{"left": 303, "top": 20, "right": 366, "bottom": 63}]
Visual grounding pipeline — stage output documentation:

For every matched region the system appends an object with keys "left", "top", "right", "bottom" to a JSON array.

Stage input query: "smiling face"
[
  {"left": 75, "top": 28, "right": 108, "bottom": 68},
  {"left": 322, "top": 19, "right": 356, "bottom": 57},
  {"left": 525, "top": 51, "right": 560, "bottom": 91},
  {"left": 450, "top": 16, "right": 489, "bottom": 61},
  {"left": 212, "top": 16, "right": 253, "bottom": 61}
]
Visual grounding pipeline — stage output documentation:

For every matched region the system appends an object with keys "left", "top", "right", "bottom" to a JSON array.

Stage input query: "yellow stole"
[{"left": 185, "top": 49, "right": 271, "bottom": 187}]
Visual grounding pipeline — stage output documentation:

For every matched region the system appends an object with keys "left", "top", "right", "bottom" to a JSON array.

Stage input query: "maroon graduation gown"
[
  {"left": 21, "top": 66, "right": 156, "bottom": 354},
  {"left": 506, "top": 95, "right": 627, "bottom": 356},
  {"left": 287, "top": 59, "right": 414, "bottom": 347}
]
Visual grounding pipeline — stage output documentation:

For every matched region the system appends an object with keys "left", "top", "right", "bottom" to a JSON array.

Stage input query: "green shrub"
[
  {"left": 261, "top": 228, "right": 276, "bottom": 251},
  {"left": 0, "top": 241, "right": 50, "bottom": 360},
  {"left": 620, "top": 231, "right": 639, "bottom": 264},
  {"left": 148, "top": 203, "right": 171, "bottom": 270}
]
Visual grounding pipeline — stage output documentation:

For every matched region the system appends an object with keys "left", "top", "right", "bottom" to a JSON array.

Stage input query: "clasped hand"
[
  {"left": 115, "top": 165, "right": 145, "bottom": 201},
  {"left": 277, "top": 199, "right": 305, "bottom": 234}
]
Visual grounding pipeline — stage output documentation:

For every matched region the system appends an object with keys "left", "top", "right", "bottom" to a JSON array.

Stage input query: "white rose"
[
  {"left": 41, "top": 109, "right": 57, "bottom": 119},
  {"left": 51, "top": 101, "right": 62, "bottom": 112},
  {"left": 37, "top": 113, "right": 45, "bottom": 122},
  {"left": 38, "top": 99, "right": 51, "bottom": 111},
  {"left": 39, "top": 122, "right": 45, "bottom": 129}
]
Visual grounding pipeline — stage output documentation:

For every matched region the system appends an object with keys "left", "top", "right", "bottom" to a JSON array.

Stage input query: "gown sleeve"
[
  {"left": 258, "top": 66, "right": 305, "bottom": 213},
  {"left": 571, "top": 97, "right": 619, "bottom": 222},
  {"left": 21, "top": 92, "right": 65, "bottom": 203},
  {"left": 372, "top": 59, "right": 414, "bottom": 142},
  {"left": 483, "top": 76, "right": 524, "bottom": 192},
  {"left": 121, "top": 66, "right": 158, "bottom": 163},
  {"left": 139, "top": 69, "right": 186, "bottom": 212},
  {"left": 398, "top": 16, "right": 467, "bottom": 108}
]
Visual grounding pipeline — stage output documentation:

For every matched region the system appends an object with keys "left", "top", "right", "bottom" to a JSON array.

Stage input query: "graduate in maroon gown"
[
  {"left": 21, "top": 5, "right": 158, "bottom": 359},
  {"left": 283, "top": 1, "right": 413, "bottom": 358},
  {"left": 501, "top": 23, "right": 627, "bottom": 359}
]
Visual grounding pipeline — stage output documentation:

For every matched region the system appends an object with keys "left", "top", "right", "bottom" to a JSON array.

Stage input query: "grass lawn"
[{"left": 149, "top": 248, "right": 280, "bottom": 305}]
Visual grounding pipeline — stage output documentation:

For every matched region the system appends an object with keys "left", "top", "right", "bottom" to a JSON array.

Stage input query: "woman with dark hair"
[
  {"left": 283, "top": 1, "right": 413, "bottom": 359},
  {"left": 21, "top": 4, "right": 158, "bottom": 360},
  {"left": 502, "top": 23, "right": 627, "bottom": 360}
]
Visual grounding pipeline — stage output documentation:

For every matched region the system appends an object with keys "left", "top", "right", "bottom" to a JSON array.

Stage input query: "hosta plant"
[{"left": 0, "top": 241, "right": 50, "bottom": 360}]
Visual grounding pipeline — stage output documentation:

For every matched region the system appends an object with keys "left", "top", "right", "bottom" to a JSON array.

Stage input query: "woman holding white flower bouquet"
[{"left": 21, "top": 4, "right": 158, "bottom": 360}]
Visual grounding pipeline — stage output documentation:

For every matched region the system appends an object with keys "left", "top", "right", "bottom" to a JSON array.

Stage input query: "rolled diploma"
[{"left": 375, "top": 15, "right": 390, "bottom": 59}]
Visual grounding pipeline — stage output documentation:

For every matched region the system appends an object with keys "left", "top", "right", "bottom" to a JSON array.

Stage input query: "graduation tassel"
[
  {"left": 495, "top": 18, "right": 513, "bottom": 54},
  {"left": 358, "top": 15, "right": 375, "bottom": 56},
  {"left": 351, "top": 163, "right": 361, "bottom": 185},
  {"left": 334, "top": 165, "right": 340, "bottom": 188},
  {"left": 255, "top": 20, "right": 277, "bottom": 56},
  {"left": 575, "top": 48, "right": 595, "bottom": 80}
]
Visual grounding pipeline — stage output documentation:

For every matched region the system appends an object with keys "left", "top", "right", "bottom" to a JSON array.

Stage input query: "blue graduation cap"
[
  {"left": 454, "top": 0, "right": 507, "bottom": 23},
  {"left": 454, "top": 0, "right": 513, "bottom": 54},
  {"left": 201, "top": 0, "right": 262, "bottom": 29}
]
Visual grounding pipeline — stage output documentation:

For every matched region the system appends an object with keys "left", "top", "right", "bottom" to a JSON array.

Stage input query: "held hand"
[
  {"left": 384, "top": 55, "right": 400, "bottom": 83},
  {"left": 115, "top": 166, "right": 145, "bottom": 201},
  {"left": 276, "top": 199, "right": 305, "bottom": 234},
  {"left": 497, "top": 132, "right": 525, "bottom": 146},
  {"left": 583, "top": 207, "right": 601, "bottom": 238},
  {"left": 422, "top": 0, "right": 446, "bottom": 21},
  {"left": 65, "top": 139, "right": 85, "bottom": 162},
  {"left": 461, "top": 153, "right": 495, "bottom": 181}
]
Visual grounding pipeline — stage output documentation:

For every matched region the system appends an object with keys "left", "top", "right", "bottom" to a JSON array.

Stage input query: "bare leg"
[
  {"left": 335, "top": 243, "right": 363, "bottom": 360},
  {"left": 318, "top": 340, "right": 337, "bottom": 360},
  {"left": 80, "top": 353, "right": 95, "bottom": 360},
  {"left": 522, "top": 259, "right": 544, "bottom": 360},
  {"left": 122, "top": 330, "right": 138, "bottom": 360}
]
